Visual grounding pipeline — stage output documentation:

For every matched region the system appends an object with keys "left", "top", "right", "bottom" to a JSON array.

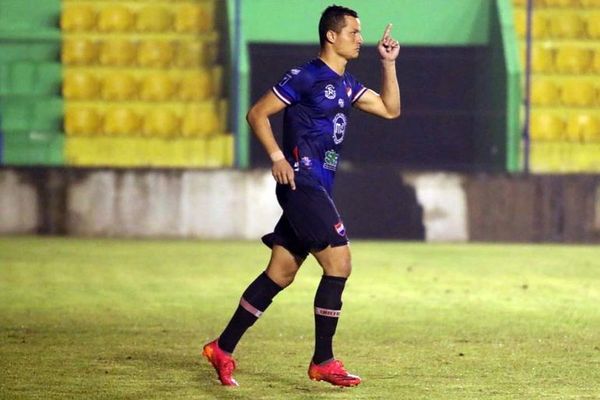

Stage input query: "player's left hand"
[{"left": 377, "top": 23, "right": 400, "bottom": 61}]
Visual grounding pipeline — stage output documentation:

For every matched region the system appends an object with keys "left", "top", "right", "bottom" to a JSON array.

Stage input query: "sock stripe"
[
  {"left": 315, "top": 307, "right": 341, "bottom": 318},
  {"left": 240, "top": 297, "right": 263, "bottom": 318}
]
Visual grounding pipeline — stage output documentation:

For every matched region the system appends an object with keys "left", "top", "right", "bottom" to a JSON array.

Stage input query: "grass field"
[{"left": 1, "top": 237, "right": 599, "bottom": 399}]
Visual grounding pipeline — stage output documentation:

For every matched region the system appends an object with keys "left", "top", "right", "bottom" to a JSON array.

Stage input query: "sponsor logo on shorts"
[
  {"left": 334, "top": 222, "right": 346, "bottom": 236},
  {"left": 324, "top": 84, "right": 336, "bottom": 100},
  {"left": 323, "top": 150, "right": 339, "bottom": 171}
]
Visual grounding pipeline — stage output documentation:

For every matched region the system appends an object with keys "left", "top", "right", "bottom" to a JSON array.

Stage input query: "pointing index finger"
[{"left": 382, "top": 23, "right": 392, "bottom": 40}]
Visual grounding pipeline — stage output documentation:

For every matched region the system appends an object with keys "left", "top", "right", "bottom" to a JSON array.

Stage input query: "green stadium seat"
[
  {"left": 32, "top": 98, "right": 63, "bottom": 132},
  {"left": 0, "top": 97, "right": 32, "bottom": 131}
]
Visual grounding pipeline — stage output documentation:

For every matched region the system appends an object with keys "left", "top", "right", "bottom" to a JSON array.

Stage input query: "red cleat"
[
  {"left": 202, "top": 339, "right": 239, "bottom": 386},
  {"left": 308, "top": 359, "right": 361, "bottom": 387}
]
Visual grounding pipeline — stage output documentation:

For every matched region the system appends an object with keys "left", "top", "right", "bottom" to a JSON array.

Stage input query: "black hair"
[{"left": 318, "top": 5, "right": 359, "bottom": 47}]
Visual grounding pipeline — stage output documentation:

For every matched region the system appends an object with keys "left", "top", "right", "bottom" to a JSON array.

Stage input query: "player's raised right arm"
[{"left": 246, "top": 91, "right": 296, "bottom": 190}]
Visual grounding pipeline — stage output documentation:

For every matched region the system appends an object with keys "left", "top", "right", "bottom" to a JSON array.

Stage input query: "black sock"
[
  {"left": 313, "top": 275, "right": 347, "bottom": 364},
  {"left": 218, "top": 272, "right": 283, "bottom": 354}
]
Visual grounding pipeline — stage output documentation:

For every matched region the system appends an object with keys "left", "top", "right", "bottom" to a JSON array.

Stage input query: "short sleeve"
[
  {"left": 272, "top": 68, "right": 312, "bottom": 106},
  {"left": 346, "top": 73, "right": 368, "bottom": 104}
]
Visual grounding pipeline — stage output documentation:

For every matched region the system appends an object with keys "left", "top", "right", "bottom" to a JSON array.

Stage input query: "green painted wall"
[{"left": 243, "top": 0, "right": 490, "bottom": 45}]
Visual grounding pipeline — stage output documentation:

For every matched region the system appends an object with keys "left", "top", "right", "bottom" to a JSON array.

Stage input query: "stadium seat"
[
  {"left": 142, "top": 108, "right": 180, "bottom": 137},
  {"left": 526, "top": 44, "right": 554, "bottom": 73},
  {"left": 593, "top": 49, "right": 600, "bottom": 73},
  {"left": 543, "top": 0, "right": 578, "bottom": 7},
  {"left": 580, "top": 0, "right": 600, "bottom": 7},
  {"left": 560, "top": 79, "right": 597, "bottom": 107},
  {"left": 61, "top": 4, "right": 96, "bottom": 32},
  {"left": 63, "top": 70, "right": 100, "bottom": 100},
  {"left": 103, "top": 108, "right": 140, "bottom": 136},
  {"left": 178, "top": 71, "right": 212, "bottom": 101},
  {"left": 139, "top": 73, "right": 176, "bottom": 101},
  {"left": 136, "top": 5, "right": 173, "bottom": 32},
  {"left": 98, "top": 39, "right": 137, "bottom": 66},
  {"left": 554, "top": 45, "right": 592, "bottom": 73},
  {"left": 101, "top": 72, "right": 137, "bottom": 101},
  {"left": 174, "top": 2, "right": 214, "bottom": 33},
  {"left": 586, "top": 12, "right": 600, "bottom": 39},
  {"left": 548, "top": 12, "right": 585, "bottom": 39},
  {"left": 566, "top": 113, "right": 600, "bottom": 142},
  {"left": 531, "top": 78, "right": 559, "bottom": 106},
  {"left": 97, "top": 4, "right": 135, "bottom": 32},
  {"left": 62, "top": 38, "right": 97, "bottom": 66},
  {"left": 181, "top": 104, "right": 218, "bottom": 137},
  {"left": 65, "top": 107, "right": 101, "bottom": 136},
  {"left": 513, "top": 9, "right": 548, "bottom": 39},
  {"left": 530, "top": 111, "right": 564, "bottom": 141},
  {"left": 137, "top": 40, "right": 174, "bottom": 68}
]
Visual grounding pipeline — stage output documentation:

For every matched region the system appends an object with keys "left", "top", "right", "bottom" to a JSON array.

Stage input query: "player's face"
[{"left": 333, "top": 16, "right": 363, "bottom": 60}]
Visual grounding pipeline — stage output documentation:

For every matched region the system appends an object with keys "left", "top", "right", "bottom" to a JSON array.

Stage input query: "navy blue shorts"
[{"left": 262, "top": 181, "right": 348, "bottom": 260}]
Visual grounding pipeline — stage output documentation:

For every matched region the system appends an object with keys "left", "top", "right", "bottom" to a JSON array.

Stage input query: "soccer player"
[{"left": 203, "top": 5, "right": 400, "bottom": 387}]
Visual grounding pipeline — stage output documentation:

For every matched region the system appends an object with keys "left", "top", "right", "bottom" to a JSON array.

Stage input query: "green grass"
[{"left": 1, "top": 237, "right": 599, "bottom": 400}]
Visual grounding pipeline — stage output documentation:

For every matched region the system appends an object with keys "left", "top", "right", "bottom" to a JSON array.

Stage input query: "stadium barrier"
[{"left": 1, "top": 168, "right": 599, "bottom": 243}]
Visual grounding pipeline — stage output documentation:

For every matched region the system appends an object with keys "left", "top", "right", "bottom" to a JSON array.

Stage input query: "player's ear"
[{"left": 326, "top": 30, "right": 336, "bottom": 44}]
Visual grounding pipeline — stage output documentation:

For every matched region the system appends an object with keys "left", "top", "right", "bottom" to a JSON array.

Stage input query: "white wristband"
[{"left": 270, "top": 150, "right": 285, "bottom": 162}]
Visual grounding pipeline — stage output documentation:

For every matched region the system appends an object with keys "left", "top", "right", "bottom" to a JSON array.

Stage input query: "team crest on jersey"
[
  {"left": 338, "top": 98, "right": 345, "bottom": 108},
  {"left": 332, "top": 113, "right": 347, "bottom": 144},
  {"left": 324, "top": 84, "right": 336, "bottom": 100},
  {"left": 334, "top": 222, "right": 346, "bottom": 237}
]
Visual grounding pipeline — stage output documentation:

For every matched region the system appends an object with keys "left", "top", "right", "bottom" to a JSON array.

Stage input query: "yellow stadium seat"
[
  {"left": 586, "top": 12, "right": 600, "bottom": 39},
  {"left": 593, "top": 49, "right": 600, "bottom": 73},
  {"left": 560, "top": 79, "right": 597, "bottom": 107},
  {"left": 544, "top": 0, "right": 578, "bottom": 6},
  {"left": 530, "top": 78, "right": 559, "bottom": 106},
  {"left": 97, "top": 5, "right": 135, "bottom": 32},
  {"left": 174, "top": 2, "right": 214, "bottom": 33},
  {"left": 548, "top": 12, "right": 585, "bottom": 38},
  {"left": 101, "top": 73, "right": 137, "bottom": 101},
  {"left": 530, "top": 111, "right": 564, "bottom": 141},
  {"left": 554, "top": 45, "right": 592, "bottom": 73},
  {"left": 139, "top": 73, "right": 176, "bottom": 101},
  {"left": 181, "top": 104, "right": 218, "bottom": 137},
  {"left": 137, "top": 40, "right": 174, "bottom": 68},
  {"left": 103, "top": 108, "right": 140, "bottom": 136},
  {"left": 63, "top": 70, "right": 100, "bottom": 100},
  {"left": 98, "top": 39, "right": 137, "bottom": 66},
  {"left": 62, "top": 38, "right": 97, "bottom": 66},
  {"left": 580, "top": 0, "right": 600, "bottom": 7},
  {"left": 136, "top": 5, "right": 173, "bottom": 32},
  {"left": 566, "top": 113, "right": 600, "bottom": 142},
  {"left": 61, "top": 4, "right": 96, "bottom": 32},
  {"left": 142, "top": 109, "right": 180, "bottom": 137},
  {"left": 513, "top": 10, "right": 548, "bottom": 39},
  {"left": 178, "top": 71, "right": 211, "bottom": 101},
  {"left": 65, "top": 107, "right": 101, "bottom": 136},
  {"left": 526, "top": 44, "right": 554, "bottom": 73}
]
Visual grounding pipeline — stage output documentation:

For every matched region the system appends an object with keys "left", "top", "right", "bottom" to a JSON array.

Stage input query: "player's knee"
[{"left": 325, "top": 256, "right": 352, "bottom": 278}]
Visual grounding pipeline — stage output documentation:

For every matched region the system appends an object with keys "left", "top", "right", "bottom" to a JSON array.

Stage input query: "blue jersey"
[{"left": 272, "top": 58, "right": 367, "bottom": 195}]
